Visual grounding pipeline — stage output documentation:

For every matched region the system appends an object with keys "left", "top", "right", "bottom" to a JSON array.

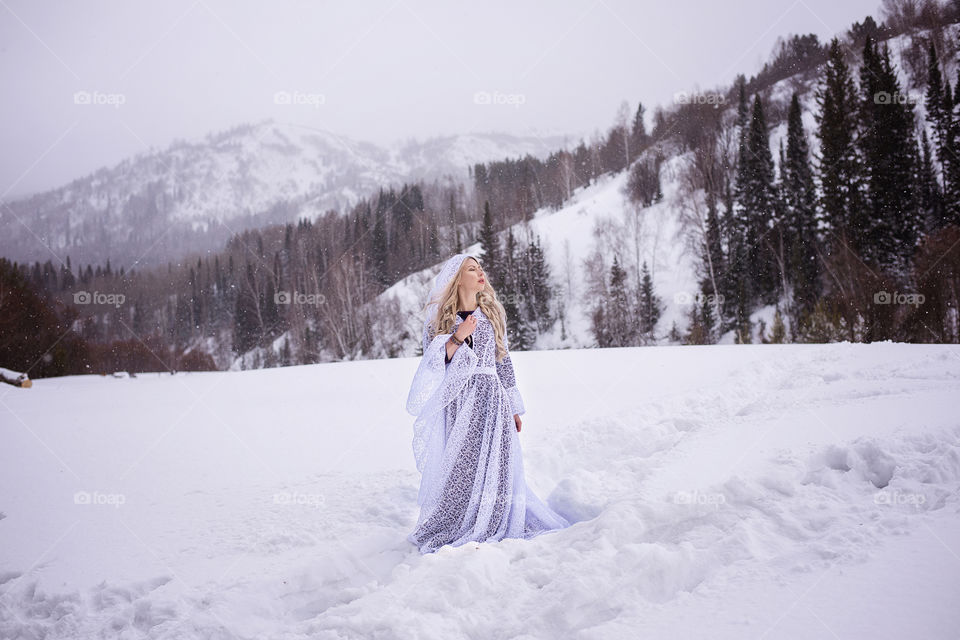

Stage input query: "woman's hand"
[
  {"left": 454, "top": 314, "right": 477, "bottom": 341},
  {"left": 514, "top": 414, "right": 522, "bottom": 433}
]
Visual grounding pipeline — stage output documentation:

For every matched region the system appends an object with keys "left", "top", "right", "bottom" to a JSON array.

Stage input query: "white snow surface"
[{"left": 1, "top": 341, "right": 959, "bottom": 638}]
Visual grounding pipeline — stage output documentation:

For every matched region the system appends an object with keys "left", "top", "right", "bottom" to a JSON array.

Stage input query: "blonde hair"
[{"left": 425, "top": 256, "right": 508, "bottom": 361}]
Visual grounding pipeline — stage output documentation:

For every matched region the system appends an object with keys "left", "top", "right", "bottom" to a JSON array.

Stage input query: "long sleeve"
[
  {"left": 408, "top": 324, "right": 478, "bottom": 414},
  {"left": 422, "top": 322, "right": 434, "bottom": 354},
  {"left": 495, "top": 339, "right": 526, "bottom": 416}
]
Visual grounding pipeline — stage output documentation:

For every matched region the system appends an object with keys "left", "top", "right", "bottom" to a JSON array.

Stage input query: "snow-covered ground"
[{"left": 1, "top": 342, "right": 959, "bottom": 638}]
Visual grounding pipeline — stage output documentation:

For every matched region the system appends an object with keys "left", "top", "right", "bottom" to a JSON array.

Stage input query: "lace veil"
[{"left": 405, "top": 253, "right": 482, "bottom": 506}]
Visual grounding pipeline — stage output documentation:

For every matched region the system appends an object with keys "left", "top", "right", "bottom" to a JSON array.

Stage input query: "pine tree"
[
  {"left": 501, "top": 229, "right": 533, "bottom": 350},
  {"left": 946, "top": 63, "right": 960, "bottom": 226},
  {"left": 925, "top": 42, "right": 951, "bottom": 192},
  {"left": 783, "top": 92, "right": 821, "bottom": 318},
  {"left": 174, "top": 292, "right": 192, "bottom": 348},
  {"left": 926, "top": 41, "right": 960, "bottom": 228},
  {"left": 637, "top": 260, "right": 662, "bottom": 343},
  {"left": 525, "top": 235, "right": 552, "bottom": 332},
  {"left": 132, "top": 297, "right": 147, "bottom": 335},
  {"left": 448, "top": 192, "right": 462, "bottom": 254},
  {"left": 630, "top": 102, "right": 648, "bottom": 161},
  {"left": 734, "top": 94, "right": 778, "bottom": 304},
  {"left": 478, "top": 201, "right": 500, "bottom": 284},
  {"left": 735, "top": 75, "right": 749, "bottom": 146},
  {"left": 775, "top": 139, "right": 790, "bottom": 297},
  {"left": 815, "top": 38, "right": 865, "bottom": 251},
  {"left": 606, "top": 256, "right": 636, "bottom": 347},
  {"left": 918, "top": 128, "right": 945, "bottom": 233},
  {"left": 263, "top": 278, "right": 278, "bottom": 335},
  {"left": 733, "top": 74, "right": 750, "bottom": 209},
  {"left": 190, "top": 267, "right": 203, "bottom": 332},
  {"left": 858, "top": 37, "right": 920, "bottom": 273},
  {"left": 233, "top": 264, "right": 261, "bottom": 355},
  {"left": 371, "top": 202, "right": 388, "bottom": 286}
]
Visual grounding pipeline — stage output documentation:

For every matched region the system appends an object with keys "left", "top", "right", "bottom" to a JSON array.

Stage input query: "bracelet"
[{"left": 449, "top": 333, "right": 463, "bottom": 346}]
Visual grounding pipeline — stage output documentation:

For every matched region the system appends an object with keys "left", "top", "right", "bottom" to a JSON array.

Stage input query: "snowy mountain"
[
  {"left": 0, "top": 120, "right": 570, "bottom": 269},
  {"left": 2, "top": 342, "right": 958, "bottom": 636}
]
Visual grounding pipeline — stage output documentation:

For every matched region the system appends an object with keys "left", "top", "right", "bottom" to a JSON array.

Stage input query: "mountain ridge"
[{"left": 0, "top": 118, "right": 573, "bottom": 269}]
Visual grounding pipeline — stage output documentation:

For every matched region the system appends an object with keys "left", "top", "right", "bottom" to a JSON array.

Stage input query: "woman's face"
[{"left": 458, "top": 258, "right": 486, "bottom": 294}]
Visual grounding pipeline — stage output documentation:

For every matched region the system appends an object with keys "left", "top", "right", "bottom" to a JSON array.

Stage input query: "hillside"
[
  {"left": 364, "top": 26, "right": 957, "bottom": 357},
  {"left": 378, "top": 166, "right": 699, "bottom": 353}
]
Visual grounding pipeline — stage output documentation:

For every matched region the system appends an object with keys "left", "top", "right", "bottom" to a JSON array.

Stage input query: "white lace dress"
[{"left": 405, "top": 306, "right": 570, "bottom": 554}]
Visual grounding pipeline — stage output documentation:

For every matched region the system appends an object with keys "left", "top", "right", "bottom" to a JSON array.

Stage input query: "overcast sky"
[{"left": 1, "top": 0, "right": 883, "bottom": 198}]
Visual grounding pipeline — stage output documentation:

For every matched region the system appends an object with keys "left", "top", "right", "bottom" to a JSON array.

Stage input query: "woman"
[{"left": 405, "top": 253, "right": 570, "bottom": 554}]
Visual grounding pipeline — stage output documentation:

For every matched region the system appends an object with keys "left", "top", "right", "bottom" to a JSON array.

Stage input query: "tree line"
[{"left": 679, "top": 32, "right": 960, "bottom": 345}]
